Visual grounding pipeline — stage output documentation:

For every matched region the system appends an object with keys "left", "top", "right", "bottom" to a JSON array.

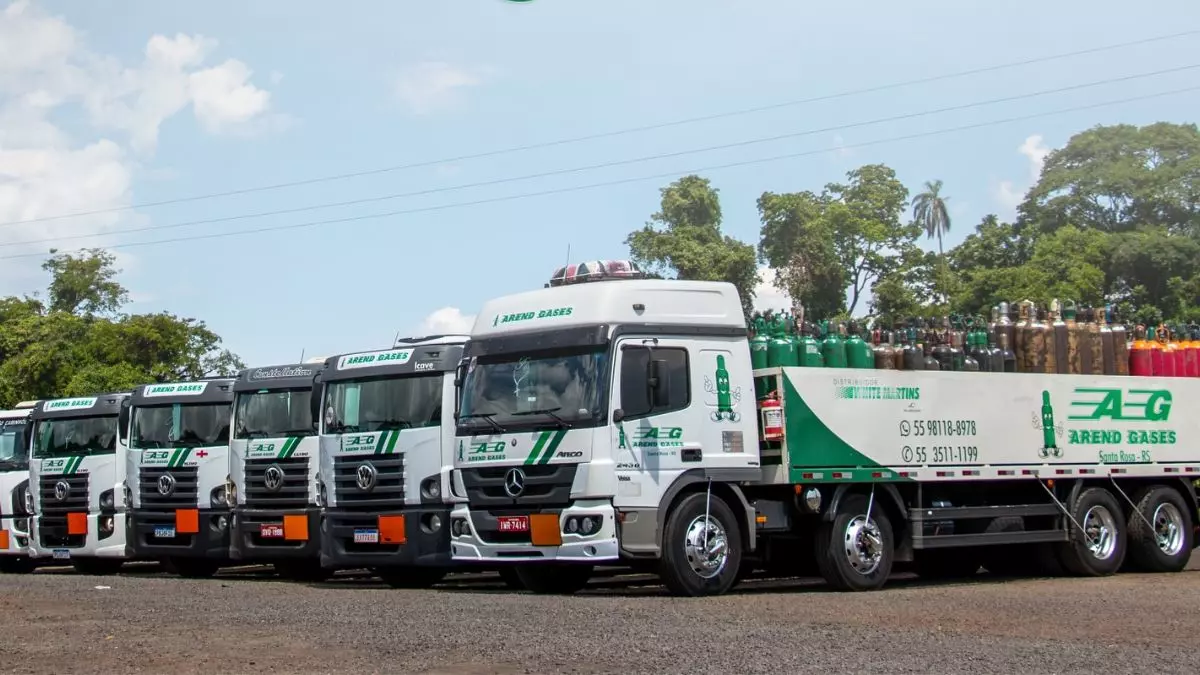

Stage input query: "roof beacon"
[{"left": 546, "top": 259, "right": 646, "bottom": 288}]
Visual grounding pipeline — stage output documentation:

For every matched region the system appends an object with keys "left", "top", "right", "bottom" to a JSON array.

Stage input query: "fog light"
[
  {"left": 100, "top": 516, "right": 115, "bottom": 533},
  {"left": 428, "top": 514, "right": 442, "bottom": 532}
]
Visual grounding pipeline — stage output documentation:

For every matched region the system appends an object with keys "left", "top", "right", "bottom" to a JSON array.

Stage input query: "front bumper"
[
  {"left": 231, "top": 507, "right": 322, "bottom": 561},
  {"left": 128, "top": 509, "right": 231, "bottom": 560},
  {"left": 33, "top": 512, "right": 131, "bottom": 559},
  {"left": 320, "top": 506, "right": 451, "bottom": 569},
  {"left": 0, "top": 516, "right": 33, "bottom": 557},
  {"left": 449, "top": 501, "right": 620, "bottom": 563}
]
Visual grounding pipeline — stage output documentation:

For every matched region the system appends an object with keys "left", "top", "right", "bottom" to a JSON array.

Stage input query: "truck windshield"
[
  {"left": 458, "top": 346, "right": 608, "bottom": 430},
  {"left": 324, "top": 374, "right": 442, "bottom": 434},
  {"left": 32, "top": 416, "right": 119, "bottom": 459},
  {"left": 233, "top": 389, "right": 314, "bottom": 439},
  {"left": 0, "top": 423, "right": 27, "bottom": 470},
  {"left": 131, "top": 403, "right": 231, "bottom": 449}
]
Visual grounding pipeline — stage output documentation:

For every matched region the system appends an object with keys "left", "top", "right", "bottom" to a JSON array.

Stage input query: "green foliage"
[
  {"left": 0, "top": 250, "right": 244, "bottom": 408},
  {"left": 625, "top": 175, "right": 759, "bottom": 319}
]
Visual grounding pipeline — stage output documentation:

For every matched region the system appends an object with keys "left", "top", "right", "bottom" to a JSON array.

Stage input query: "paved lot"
[{"left": 1, "top": 560, "right": 1198, "bottom": 674}]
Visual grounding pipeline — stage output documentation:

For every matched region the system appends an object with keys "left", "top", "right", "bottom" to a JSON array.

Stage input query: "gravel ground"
[{"left": 1, "top": 560, "right": 1198, "bottom": 674}]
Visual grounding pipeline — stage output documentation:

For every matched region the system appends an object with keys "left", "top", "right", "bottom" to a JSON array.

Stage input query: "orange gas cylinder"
[
  {"left": 1129, "top": 326, "right": 1154, "bottom": 377},
  {"left": 1149, "top": 326, "right": 1167, "bottom": 376},
  {"left": 1183, "top": 325, "right": 1200, "bottom": 377}
]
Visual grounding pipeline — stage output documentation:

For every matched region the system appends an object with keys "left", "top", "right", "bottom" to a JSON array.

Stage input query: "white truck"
[
  {"left": 449, "top": 261, "right": 1199, "bottom": 595},
  {"left": 229, "top": 361, "right": 326, "bottom": 580},
  {"left": 28, "top": 393, "right": 133, "bottom": 574},
  {"left": 0, "top": 401, "right": 39, "bottom": 573},
  {"left": 314, "top": 336, "right": 468, "bottom": 587},
  {"left": 126, "top": 379, "right": 236, "bottom": 578}
]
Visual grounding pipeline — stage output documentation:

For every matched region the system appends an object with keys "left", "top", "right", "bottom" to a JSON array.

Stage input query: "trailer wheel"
[
  {"left": 657, "top": 491, "right": 742, "bottom": 597},
  {"left": 1058, "top": 487, "right": 1126, "bottom": 576},
  {"left": 71, "top": 558, "right": 123, "bottom": 576},
  {"left": 374, "top": 566, "right": 447, "bottom": 589},
  {"left": 166, "top": 557, "right": 219, "bottom": 579},
  {"left": 1126, "top": 485, "right": 1193, "bottom": 573},
  {"left": 514, "top": 563, "right": 593, "bottom": 595},
  {"left": 816, "top": 492, "right": 894, "bottom": 591}
]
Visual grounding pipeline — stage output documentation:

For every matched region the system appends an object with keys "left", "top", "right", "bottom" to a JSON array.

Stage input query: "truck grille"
[
  {"left": 38, "top": 472, "right": 89, "bottom": 548},
  {"left": 332, "top": 455, "right": 405, "bottom": 511},
  {"left": 243, "top": 457, "right": 310, "bottom": 509},
  {"left": 139, "top": 466, "right": 199, "bottom": 510},
  {"left": 461, "top": 464, "right": 577, "bottom": 509}
]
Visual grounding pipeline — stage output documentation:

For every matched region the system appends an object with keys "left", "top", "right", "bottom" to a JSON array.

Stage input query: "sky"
[{"left": 1, "top": 0, "right": 1198, "bottom": 369}]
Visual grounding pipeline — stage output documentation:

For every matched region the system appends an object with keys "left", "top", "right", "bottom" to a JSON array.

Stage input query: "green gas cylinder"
[
  {"left": 767, "top": 315, "right": 792, "bottom": 368},
  {"left": 750, "top": 315, "right": 770, "bottom": 370},
  {"left": 798, "top": 323, "right": 824, "bottom": 367},
  {"left": 821, "top": 320, "right": 848, "bottom": 368},
  {"left": 846, "top": 321, "right": 874, "bottom": 369}
]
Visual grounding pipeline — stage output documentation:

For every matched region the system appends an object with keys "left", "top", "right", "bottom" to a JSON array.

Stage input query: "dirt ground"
[{"left": 1, "top": 560, "right": 1199, "bottom": 674}]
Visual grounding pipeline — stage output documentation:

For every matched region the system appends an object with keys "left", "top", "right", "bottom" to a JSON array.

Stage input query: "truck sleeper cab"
[
  {"left": 0, "top": 402, "right": 38, "bottom": 573},
  {"left": 127, "top": 379, "right": 236, "bottom": 578},
  {"left": 29, "top": 393, "right": 134, "bottom": 575},
  {"left": 316, "top": 336, "right": 466, "bottom": 588},
  {"left": 230, "top": 361, "right": 326, "bottom": 581}
]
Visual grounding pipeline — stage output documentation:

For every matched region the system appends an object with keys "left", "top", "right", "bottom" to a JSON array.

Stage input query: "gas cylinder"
[
  {"left": 1169, "top": 325, "right": 1186, "bottom": 377},
  {"left": 1099, "top": 305, "right": 1116, "bottom": 375},
  {"left": 750, "top": 314, "right": 770, "bottom": 370},
  {"left": 1110, "top": 306, "right": 1130, "bottom": 376},
  {"left": 1129, "top": 326, "right": 1153, "bottom": 376},
  {"left": 961, "top": 330, "right": 980, "bottom": 372},
  {"left": 1081, "top": 307, "right": 1102, "bottom": 375},
  {"left": 874, "top": 327, "right": 896, "bottom": 370},
  {"left": 821, "top": 321, "right": 847, "bottom": 369},
  {"left": 846, "top": 322, "right": 874, "bottom": 369},
  {"left": 1046, "top": 302, "right": 1065, "bottom": 374},
  {"left": 1015, "top": 301, "right": 1033, "bottom": 372},
  {"left": 922, "top": 334, "right": 941, "bottom": 370},
  {"left": 1063, "top": 301, "right": 1084, "bottom": 374},
  {"left": 1149, "top": 326, "right": 1166, "bottom": 376},
  {"left": 969, "top": 319, "right": 991, "bottom": 372},
  {"left": 997, "top": 302, "right": 1016, "bottom": 362},
  {"left": 760, "top": 391, "right": 784, "bottom": 440},
  {"left": 1155, "top": 325, "right": 1174, "bottom": 377},
  {"left": 797, "top": 322, "right": 824, "bottom": 367},
  {"left": 1184, "top": 325, "right": 1200, "bottom": 377},
  {"left": 890, "top": 324, "right": 906, "bottom": 370},
  {"left": 767, "top": 317, "right": 792, "bottom": 368},
  {"left": 932, "top": 319, "right": 954, "bottom": 371},
  {"left": 998, "top": 332, "right": 1017, "bottom": 372}
]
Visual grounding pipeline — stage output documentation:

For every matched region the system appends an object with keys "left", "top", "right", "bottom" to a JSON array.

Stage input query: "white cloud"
[
  {"left": 394, "top": 61, "right": 484, "bottom": 115},
  {"left": 992, "top": 133, "right": 1052, "bottom": 216},
  {"left": 418, "top": 306, "right": 476, "bottom": 335},
  {"left": 752, "top": 266, "right": 792, "bottom": 313},
  {"left": 190, "top": 59, "right": 271, "bottom": 133}
]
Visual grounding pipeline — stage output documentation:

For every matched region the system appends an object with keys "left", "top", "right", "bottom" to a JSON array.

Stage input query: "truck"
[
  {"left": 314, "top": 336, "right": 469, "bottom": 587},
  {"left": 29, "top": 393, "right": 133, "bottom": 574},
  {"left": 127, "top": 379, "right": 236, "bottom": 578},
  {"left": 0, "top": 401, "right": 39, "bottom": 573},
  {"left": 229, "top": 360, "right": 327, "bottom": 580},
  {"left": 448, "top": 260, "right": 1199, "bottom": 596}
]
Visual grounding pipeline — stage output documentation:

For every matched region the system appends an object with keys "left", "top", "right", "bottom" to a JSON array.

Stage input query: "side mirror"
[
  {"left": 309, "top": 374, "right": 323, "bottom": 432},
  {"left": 612, "top": 408, "right": 625, "bottom": 423},
  {"left": 118, "top": 400, "right": 131, "bottom": 442},
  {"left": 647, "top": 358, "right": 670, "bottom": 409}
]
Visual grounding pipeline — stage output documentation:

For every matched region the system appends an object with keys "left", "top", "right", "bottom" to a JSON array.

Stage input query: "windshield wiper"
[
  {"left": 373, "top": 419, "right": 413, "bottom": 431},
  {"left": 458, "top": 412, "right": 505, "bottom": 433},
  {"left": 326, "top": 422, "right": 360, "bottom": 434},
  {"left": 511, "top": 407, "right": 572, "bottom": 429},
  {"left": 242, "top": 429, "right": 273, "bottom": 440}
]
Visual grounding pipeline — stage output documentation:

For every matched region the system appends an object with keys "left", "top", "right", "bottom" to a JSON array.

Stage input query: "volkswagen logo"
[
  {"left": 503, "top": 467, "right": 526, "bottom": 498},
  {"left": 263, "top": 464, "right": 285, "bottom": 492},
  {"left": 157, "top": 473, "right": 177, "bottom": 497},
  {"left": 53, "top": 480, "right": 70, "bottom": 502},
  {"left": 355, "top": 463, "right": 378, "bottom": 491}
]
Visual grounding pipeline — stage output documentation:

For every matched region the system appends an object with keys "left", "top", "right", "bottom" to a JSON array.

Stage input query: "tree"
[
  {"left": 756, "top": 190, "right": 846, "bottom": 318},
  {"left": 626, "top": 175, "right": 759, "bottom": 318},
  {"left": 912, "top": 179, "right": 952, "bottom": 254},
  {"left": 41, "top": 248, "right": 128, "bottom": 317}
]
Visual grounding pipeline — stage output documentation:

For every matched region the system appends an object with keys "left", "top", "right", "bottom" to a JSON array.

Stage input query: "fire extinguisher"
[{"left": 761, "top": 391, "right": 784, "bottom": 440}]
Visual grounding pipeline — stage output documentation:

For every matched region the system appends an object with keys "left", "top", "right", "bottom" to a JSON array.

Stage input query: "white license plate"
[
  {"left": 353, "top": 528, "right": 379, "bottom": 544},
  {"left": 154, "top": 526, "right": 176, "bottom": 538},
  {"left": 52, "top": 549, "right": 71, "bottom": 560},
  {"left": 260, "top": 524, "right": 284, "bottom": 538}
]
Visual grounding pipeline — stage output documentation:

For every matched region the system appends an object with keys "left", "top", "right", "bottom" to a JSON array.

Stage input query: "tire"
[
  {"left": 373, "top": 566, "right": 447, "bottom": 589},
  {"left": 0, "top": 557, "right": 34, "bottom": 574},
  {"left": 514, "top": 564, "right": 593, "bottom": 595},
  {"left": 273, "top": 560, "right": 331, "bottom": 582},
  {"left": 1057, "top": 487, "right": 1126, "bottom": 576},
  {"left": 815, "top": 492, "right": 894, "bottom": 591},
  {"left": 497, "top": 566, "right": 525, "bottom": 590},
  {"left": 166, "top": 557, "right": 219, "bottom": 579},
  {"left": 71, "top": 558, "right": 123, "bottom": 576},
  {"left": 657, "top": 492, "right": 743, "bottom": 597},
  {"left": 913, "top": 549, "right": 981, "bottom": 580},
  {"left": 1125, "top": 485, "right": 1193, "bottom": 573}
]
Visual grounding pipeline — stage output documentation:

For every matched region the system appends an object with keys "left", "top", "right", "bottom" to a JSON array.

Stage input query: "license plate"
[
  {"left": 52, "top": 548, "right": 71, "bottom": 560},
  {"left": 259, "top": 524, "right": 284, "bottom": 539},
  {"left": 497, "top": 516, "right": 529, "bottom": 533},
  {"left": 353, "top": 528, "right": 379, "bottom": 544},
  {"left": 154, "top": 526, "right": 176, "bottom": 538}
]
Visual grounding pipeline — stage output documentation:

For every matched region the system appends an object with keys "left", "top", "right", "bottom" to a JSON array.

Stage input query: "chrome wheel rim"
[
  {"left": 1152, "top": 502, "right": 1185, "bottom": 556},
  {"left": 843, "top": 515, "right": 883, "bottom": 576},
  {"left": 684, "top": 515, "right": 728, "bottom": 579},
  {"left": 1083, "top": 505, "right": 1117, "bottom": 560}
]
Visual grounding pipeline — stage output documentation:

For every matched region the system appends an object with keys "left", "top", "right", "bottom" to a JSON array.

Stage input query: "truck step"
[
  {"left": 913, "top": 529, "right": 1068, "bottom": 550},
  {"left": 908, "top": 503, "right": 1061, "bottom": 522}
]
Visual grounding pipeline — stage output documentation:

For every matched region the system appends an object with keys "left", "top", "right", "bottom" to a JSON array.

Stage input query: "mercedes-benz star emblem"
[
  {"left": 263, "top": 464, "right": 285, "bottom": 492},
  {"left": 54, "top": 480, "right": 70, "bottom": 502},
  {"left": 503, "top": 467, "right": 526, "bottom": 498},
  {"left": 355, "top": 463, "right": 378, "bottom": 491},
  {"left": 157, "top": 473, "right": 177, "bottom": 497}
]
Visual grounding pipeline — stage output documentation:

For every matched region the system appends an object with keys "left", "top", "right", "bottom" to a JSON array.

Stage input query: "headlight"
[
  {"left": 421, "top": 477, "right": 441, "bottom": 501},
  {"left": 100, "top": 489, "right": 115, "bottom": 510},
  {"left": 211, "top": 485, "right": 228, "bottom": 508}
]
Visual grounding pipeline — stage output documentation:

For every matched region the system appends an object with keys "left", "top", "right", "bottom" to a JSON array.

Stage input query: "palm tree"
[{"left": 912, "top": 180, "right": 951, "bottom": 254}]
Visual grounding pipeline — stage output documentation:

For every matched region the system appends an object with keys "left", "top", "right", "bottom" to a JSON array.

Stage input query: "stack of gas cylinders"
[{"left": 748, "top": 300, "right": 1200, "bottom": 378}]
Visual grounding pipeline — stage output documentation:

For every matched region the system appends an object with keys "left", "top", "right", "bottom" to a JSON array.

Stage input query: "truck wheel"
[
  {"left": 497, "top": 566, "right": 525, "bottom": 590},
  {"left": 815, "top": 492, "right": 894, "bottom": 591},
  {"left": 71, "top": 559, "right": 123, "bottom": 576},
  {"left": 374, "top": 566, "right": 447, "bottom": 589},
  {"left": 0, "top": 557, "right": 34, "bottom": 574},
  {"left": 657, "top": 491, "right": 742, "bottom": 597},
  {"left": 273, "top": 560, "right": 331, "bottom": 582},
  {"left": 1058, "top": 487, "right": 1126, "bottom": 576},
  {"left": 913, "top": 549, "right": 980, "bottom": 580},
  {"left": 514, "top": 564, "right": 593, "bottom": 595},
  {"left": 1126, "top": 485, "right": 1193, "bottom": 573},
  {"left": 166, "top": 557, "right": 219, "bottom": 579}
]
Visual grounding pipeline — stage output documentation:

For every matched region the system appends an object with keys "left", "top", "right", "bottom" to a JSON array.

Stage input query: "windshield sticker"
[
  {"left": 337, "top": 349, "right": 414, "bottom": 370},
  {"left": 491, "top": 306, "right": 574, "bottom": 327},
  {"left": 45, "top": 397, "right": 96, "bottom": 411},
  {"left": 143, "top": 382, "right": 208, "bottom": 397}
]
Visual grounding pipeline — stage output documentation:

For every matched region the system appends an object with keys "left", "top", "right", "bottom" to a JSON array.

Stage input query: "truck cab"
[
  {"left": 229, "top": 360, "right": 326, "bottom": 580},
  {"left": 0, "top": 401, "right": 38, "bottom": 573},
  {"left": 315, "top": 335, "right": 466, "bottom": 587},
  {"left": 126, "top": 379, "right": 236, "bottom": 578},
  {"left": 29, "top": 393, "right": 134, "bottom": 574},
  {"left": 448, "top": 261, "right": 760, "bottom": 593}
]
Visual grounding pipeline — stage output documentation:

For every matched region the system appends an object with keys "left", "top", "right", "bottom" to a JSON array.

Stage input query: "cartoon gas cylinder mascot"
[
  {"left": 704, "top": 355, "right": 742, "bottom": 422},
  {"left": 1032, "top": 389, "right": 1063, "bottom": 459}
]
